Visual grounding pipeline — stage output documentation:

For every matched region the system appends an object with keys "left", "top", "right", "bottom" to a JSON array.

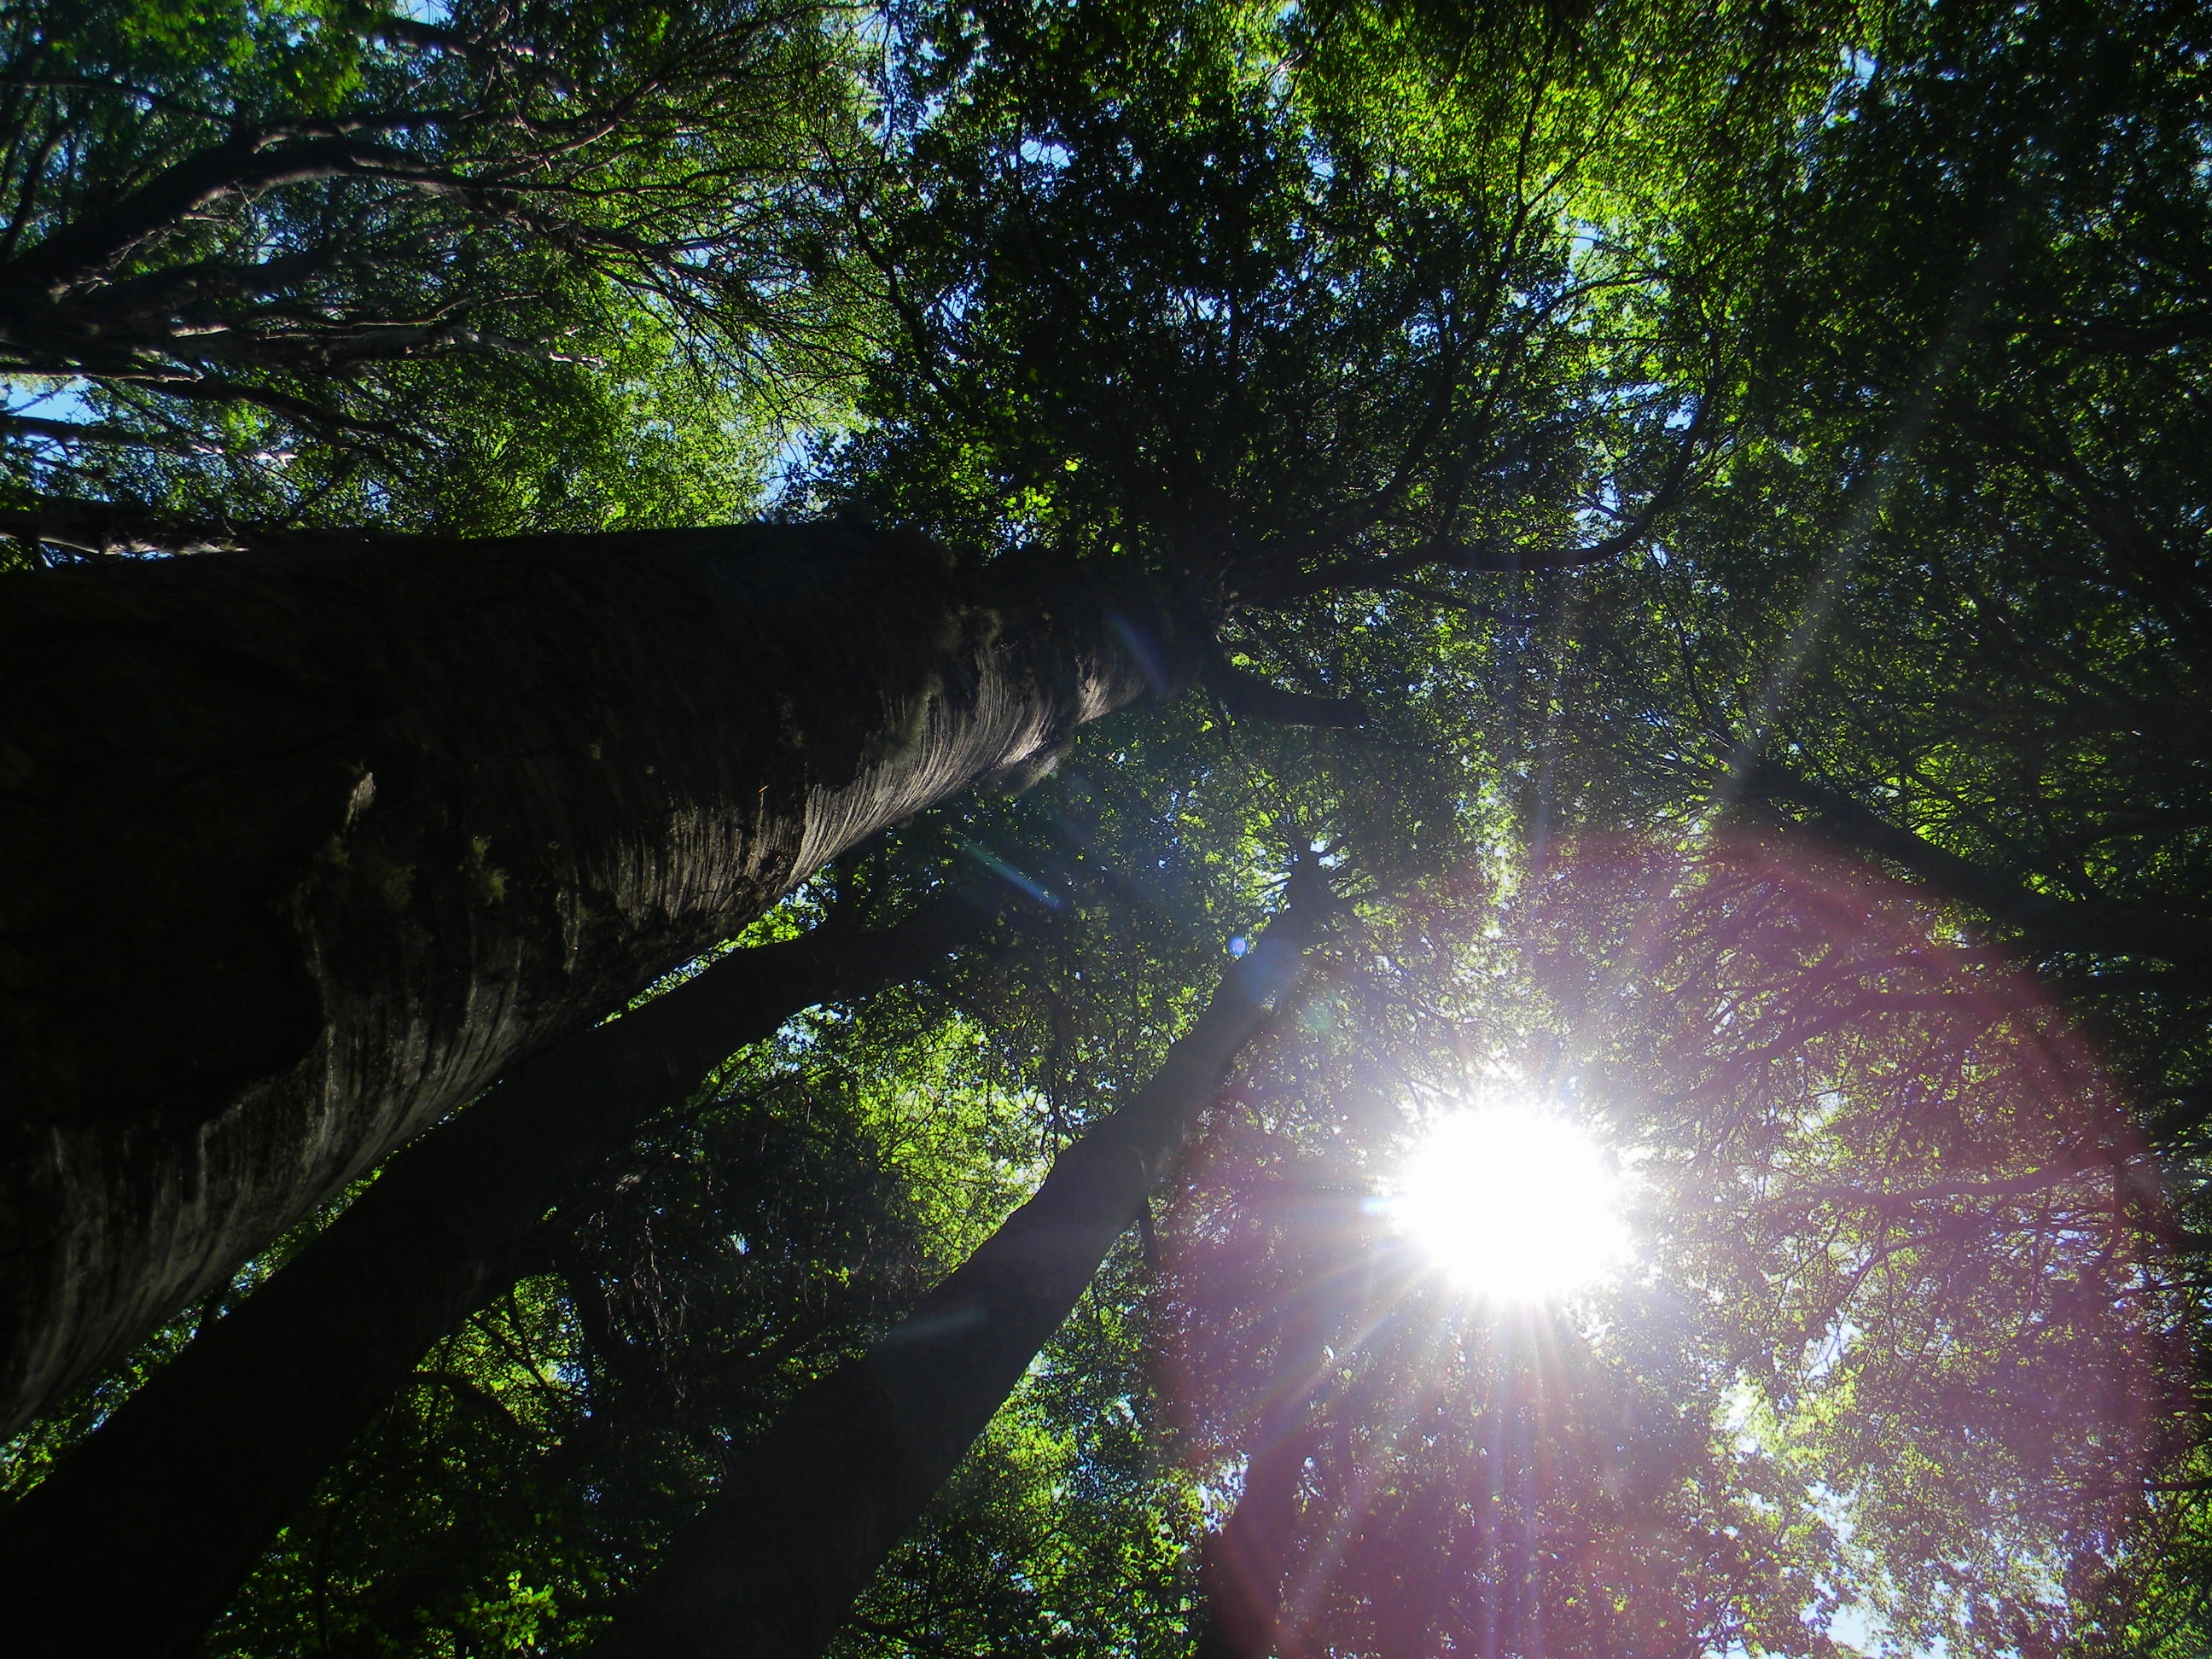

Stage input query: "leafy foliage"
[
  {"left": 0, "top": 0, "right": 882, "bottom": 544},
  {"left": 7, "top": 0, "right": 2212, "bottom": 1653}
]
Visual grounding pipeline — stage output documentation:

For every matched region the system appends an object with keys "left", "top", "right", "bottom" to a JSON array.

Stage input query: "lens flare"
[{"left": 1388, "top": 1102, "right": 1628, "bottom": 1301}]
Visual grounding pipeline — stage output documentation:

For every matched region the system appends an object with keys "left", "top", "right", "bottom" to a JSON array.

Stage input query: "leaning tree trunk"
[
  {"left": 0, "top": 521, "right": 1200, "bottom": 1435},
  {"left": 0, "top": 888, "right": 1005, "bottom": 1659},
  {"left": 589, "top": 891, "right": 1324, "bottom": 1659}
]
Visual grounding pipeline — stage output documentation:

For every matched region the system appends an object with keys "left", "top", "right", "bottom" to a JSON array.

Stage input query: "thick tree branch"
[
  {"left": 6, "top": 132, "right": 463, "bottom": 294},
  {"left": 1740, "top": 756, "right": 2212, "bottom": 975},
  {"left": 1207, "top": 660, "right": 1369, "bottom": 730},
  {"left": 0, "top": 413, "right": 199, "bottom": 451}
]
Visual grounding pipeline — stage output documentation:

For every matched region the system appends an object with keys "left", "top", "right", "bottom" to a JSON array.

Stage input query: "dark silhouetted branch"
[
  {"left": 1741, "top": 756, "right": 2212, "bottom": 975},
  {"left": 1208, "top": 661, "right": 1370, "bottom": 730}
]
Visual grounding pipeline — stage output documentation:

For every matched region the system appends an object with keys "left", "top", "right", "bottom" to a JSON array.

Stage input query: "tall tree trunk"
[
  {"left": 0, "top": 521, "right": 1201, "bottom": 1435},
  {"left": 1197, "top": 1417, "right": 1329, "bottom": 1659},
  {"left": 1196, "top": 1258, "right": 1340, "bottom": 1659},
  {"left": 588, "top": 893, "right": 1325, "bottom": 1659},
  {"left": 0, "top": 888, "right": 1005, "bottom": 1658}
]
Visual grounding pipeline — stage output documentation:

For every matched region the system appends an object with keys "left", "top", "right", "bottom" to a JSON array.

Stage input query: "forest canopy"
[{"left": 2, "top": 0, "right": 2208, "bottom": 1656}]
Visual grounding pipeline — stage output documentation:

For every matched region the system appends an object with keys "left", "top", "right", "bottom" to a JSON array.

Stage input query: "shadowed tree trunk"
[
  {"left": 0, "top": 521, "right": 1203, "bottom": 1435},
  {"left": 1198, "top": 1416, "right": 1330, "bottom": 1659},
  {"left": 0, "top": 887, "right": 1010, "bottom": 1658},
  {"left": 1196, "top": 1247, "right": 1344, "bottom": 1659},
  {"left": 588, "top": 890, "right": 1325, "bottom": 1659}
]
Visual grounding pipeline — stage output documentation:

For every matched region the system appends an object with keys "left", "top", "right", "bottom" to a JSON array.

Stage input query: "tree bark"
[
  {"left": 0, "top": 521, "right": 1202, "bottom": 1435},
  {"left": 587, "top": 894, "right": 1324, "bottom": 1659},
  {"left": 0, "top": 888, "right": 1003, "bottom": 1657}
]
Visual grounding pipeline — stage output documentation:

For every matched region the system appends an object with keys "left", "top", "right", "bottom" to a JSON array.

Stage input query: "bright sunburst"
[{"left": 1388, "top": 1102, "right": 1630, "bottom": 1301}]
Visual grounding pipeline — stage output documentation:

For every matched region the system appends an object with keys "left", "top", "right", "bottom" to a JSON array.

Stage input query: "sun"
[{"left": 1387, "top": 1101, "right": 1630, "bottom": 1301}]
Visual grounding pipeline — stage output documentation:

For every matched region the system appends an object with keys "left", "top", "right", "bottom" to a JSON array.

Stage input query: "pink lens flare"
[{"left": 1154, "top": 832, "right": 2186, "bottom": 1657}]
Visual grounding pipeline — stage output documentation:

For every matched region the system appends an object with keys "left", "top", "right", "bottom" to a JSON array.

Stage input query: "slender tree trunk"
[
  {"left": 0, "top": 521, "right": 1201, "bottom": 1435},
  {"left": 0, "top": 889, "right": 1005, "bottom": 1657},
  {"left": 1196, "top": 1266, "right": 1338, "bottom": 1659},
  {"left": 588, "top": 894, "right": 1324, "bottom": 1659},
  {"left": 1197, "top": 1418, "right": 1329, "bottom": 1659}
]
